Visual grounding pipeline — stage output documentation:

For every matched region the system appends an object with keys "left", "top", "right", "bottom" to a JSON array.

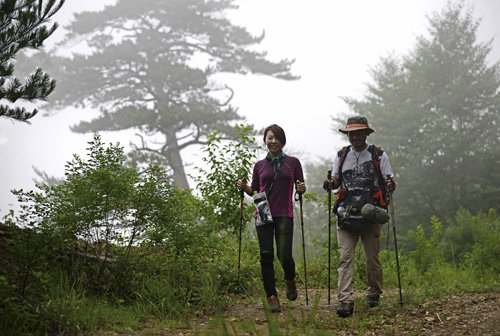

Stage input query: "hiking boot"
[
  {"left": 285, "top": 278, "right": 298, "bottom": 301},
  {"left": 366, "top": 295, "right": 379, "bottom": 307},
  {"left": 267, "top": 295, "right": 281, "bottom": 313},
  {"left": 336, "top": 301, "right": 355, "bottom": 318}
]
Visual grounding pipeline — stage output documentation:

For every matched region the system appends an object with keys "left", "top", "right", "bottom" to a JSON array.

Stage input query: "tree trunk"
[{"left": 165, "top": 131, "right": 189, "bottom": 189}]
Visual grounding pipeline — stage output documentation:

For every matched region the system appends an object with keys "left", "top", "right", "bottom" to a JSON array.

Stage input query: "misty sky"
[{"left": 1, "top": 0, "right": 499, "bottom": 217}]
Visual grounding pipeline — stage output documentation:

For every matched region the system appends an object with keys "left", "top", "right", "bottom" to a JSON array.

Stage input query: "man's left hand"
[{"left": 385, "top": 178, "right": 396, "bottom": 192}]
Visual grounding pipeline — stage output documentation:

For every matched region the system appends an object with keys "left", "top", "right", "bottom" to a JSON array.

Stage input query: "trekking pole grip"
[
  {"left": 294, "top": 180, "right": 302, "bottom": 202},
  {"left": 238, "top": 177, "right": 246, "bottom": 197}
]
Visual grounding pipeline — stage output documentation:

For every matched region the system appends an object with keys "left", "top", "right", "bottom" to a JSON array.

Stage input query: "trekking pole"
[
  {"left": 295, "top": 181, "right": 309, "bottom": 305},
  {"left": 387, "top": 176, "right": 403, "bottom": 306},
  {"left": 386, "top": 222, "right": 390, "bottom": 249},
  {"left": 237, "top": 181, "right": 245, "bottom": 292},
  {"left": 327, "top": 169, "right": 332, "bottom": 305}
]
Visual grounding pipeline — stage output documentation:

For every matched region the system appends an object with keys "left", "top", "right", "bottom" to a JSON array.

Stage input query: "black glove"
[
  {"left": 323, "top": 179, "right": 335, "bottom": 191},
  {"left": 385, "top": 178, "right": 396, "bottom": 192}
]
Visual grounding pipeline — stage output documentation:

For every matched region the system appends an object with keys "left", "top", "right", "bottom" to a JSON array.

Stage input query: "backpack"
[{"left": 333, "top": 145, "right": 388, "bottom": 233}]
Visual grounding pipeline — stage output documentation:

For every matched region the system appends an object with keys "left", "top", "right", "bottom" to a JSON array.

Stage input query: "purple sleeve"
[
  {"left": 295, "top": 158, "right": 304, "bottom": 183},
  {"left": 250, "top": 162, "right": 260, "bottom": 193}
]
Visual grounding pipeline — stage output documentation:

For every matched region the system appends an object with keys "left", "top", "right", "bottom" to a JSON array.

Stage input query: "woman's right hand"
[{"left": 236, "top": 178, "right": 247, "bottom": 190}]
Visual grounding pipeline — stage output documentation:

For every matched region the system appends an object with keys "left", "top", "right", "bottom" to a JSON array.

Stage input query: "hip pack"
[{"left": 336, "top": 189, "right": 373, "bottom": 233}]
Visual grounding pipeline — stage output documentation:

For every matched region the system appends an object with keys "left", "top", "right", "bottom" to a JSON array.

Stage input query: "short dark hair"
[{"left": 263, "top": 124, "right": 286, "bottom": 146}]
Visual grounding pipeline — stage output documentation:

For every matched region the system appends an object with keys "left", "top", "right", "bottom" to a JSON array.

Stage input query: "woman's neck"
[{"left": 269, "top": 150, "right": 282, "bottom": 158}]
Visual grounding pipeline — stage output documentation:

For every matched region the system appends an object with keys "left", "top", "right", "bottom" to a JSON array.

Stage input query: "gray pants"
[{"left": 337, "top": 223, "right": 383, "bottom": 303}]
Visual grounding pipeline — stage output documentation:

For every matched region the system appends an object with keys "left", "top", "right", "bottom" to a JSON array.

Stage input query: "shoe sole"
[{"left": 337, "top": 311, "right": 353, "bottom": 318}]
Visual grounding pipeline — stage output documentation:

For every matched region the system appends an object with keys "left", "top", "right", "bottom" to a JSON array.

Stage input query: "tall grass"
[{"left": 0, "top": 271, "right": 139, "bottom": 336}]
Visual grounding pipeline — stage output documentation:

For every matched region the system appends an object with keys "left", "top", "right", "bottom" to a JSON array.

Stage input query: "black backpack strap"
[
  {"left": 368, "top": 144, "right": 387, "bottom": 205},
  {"left": 337, "top": 146, "right": 350, "bottom": 189}
]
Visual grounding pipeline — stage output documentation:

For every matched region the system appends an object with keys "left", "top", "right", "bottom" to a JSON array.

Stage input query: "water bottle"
[{"left": 337, "top": 202, "right": 346, "bottom": 219}]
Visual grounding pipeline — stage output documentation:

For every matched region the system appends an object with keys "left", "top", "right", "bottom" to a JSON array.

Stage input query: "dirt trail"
[{"left": 154, "top": 289, "right": 500, "bottom": 335}]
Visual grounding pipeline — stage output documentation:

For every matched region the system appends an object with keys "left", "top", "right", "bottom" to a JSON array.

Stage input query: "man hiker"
[{"left": 324, "top": 116, "right": 396, "bottom": 318}]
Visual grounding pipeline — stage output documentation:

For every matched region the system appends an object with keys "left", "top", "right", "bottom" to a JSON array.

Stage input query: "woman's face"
[{"left": 265, "top": 130, "right": 283, "bottom": 156}]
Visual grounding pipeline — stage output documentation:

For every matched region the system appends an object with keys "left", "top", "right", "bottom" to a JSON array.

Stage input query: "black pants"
[{"left": 256, "top": 216, "right": 296, "bottom": 298}]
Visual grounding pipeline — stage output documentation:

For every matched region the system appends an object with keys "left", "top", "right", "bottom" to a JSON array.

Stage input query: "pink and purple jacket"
[{"left": 250, "top": 155, "right": 304, "bottom": 218}]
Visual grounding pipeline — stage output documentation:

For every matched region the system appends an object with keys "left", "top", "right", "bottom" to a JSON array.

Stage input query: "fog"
[{"left": 1, "top": 0, "right": 499, "bottom": 217}]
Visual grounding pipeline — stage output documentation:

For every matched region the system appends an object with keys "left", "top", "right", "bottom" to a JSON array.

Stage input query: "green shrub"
[
  {"left": 408, "top": 216, "right": 443, "bottom": 275},
  {"left": 192, "top": 123, "right": 257, "bottom": 234},
  {"left": 3, "top": 128, "right": 265, "bottom": 332},
  {"left": 13, "top": 134, "right": 204, "bottom": 297},
  {"left": 462, "top": 209, "right": 500, "bottom": 273}
]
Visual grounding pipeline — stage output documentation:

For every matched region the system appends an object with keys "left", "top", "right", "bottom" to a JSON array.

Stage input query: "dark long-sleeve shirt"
[{"left": 251, "top": 155, "right": 304, "bottom": 218}]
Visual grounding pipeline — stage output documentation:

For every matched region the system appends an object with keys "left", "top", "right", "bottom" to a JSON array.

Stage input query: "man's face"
[{"left": 347, "top": 129, "right": 369, "bottom": 150}]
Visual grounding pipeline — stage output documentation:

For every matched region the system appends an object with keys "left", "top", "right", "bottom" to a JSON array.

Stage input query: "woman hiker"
[{"left": 237, "top": 124, "right": 306, "bottom": 313}]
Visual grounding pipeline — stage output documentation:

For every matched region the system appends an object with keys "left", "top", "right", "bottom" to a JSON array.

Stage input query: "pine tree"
[
  {"left": 22, "top": 0, "right": 297, "bottom": 188},
  {"left": 337, "top": 1, "right": 500, "bottom": 230},
  {"left": 0, "top": 0, "right": 64, "bottom": 122}
]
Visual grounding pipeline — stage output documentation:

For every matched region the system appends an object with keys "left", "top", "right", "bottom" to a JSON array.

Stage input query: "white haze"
[{"left": 1, "top": 0, "right": 499, "bottom": 217}]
